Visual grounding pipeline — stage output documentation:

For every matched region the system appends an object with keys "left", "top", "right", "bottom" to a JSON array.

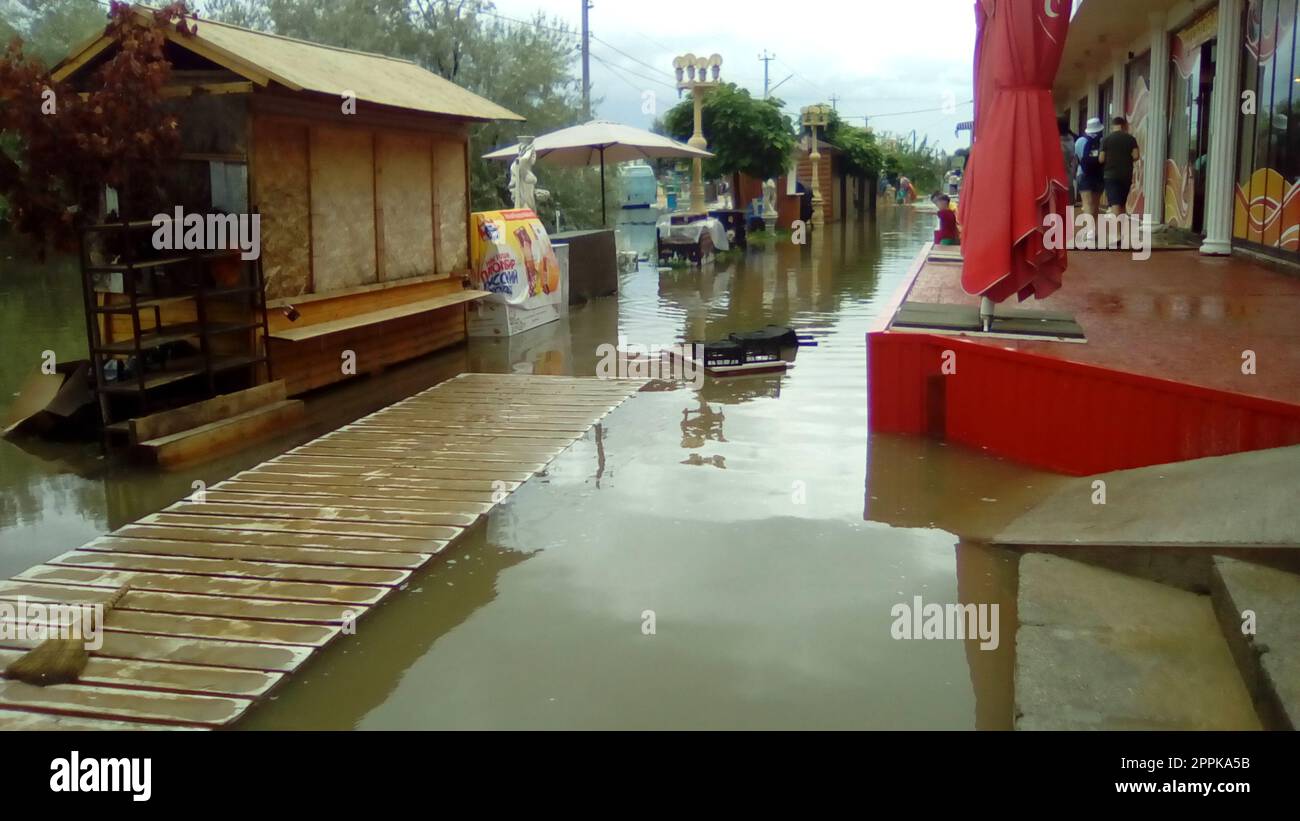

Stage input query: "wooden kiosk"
[{"left": 53, "top": 8, "right": 522, "bottom": 439}]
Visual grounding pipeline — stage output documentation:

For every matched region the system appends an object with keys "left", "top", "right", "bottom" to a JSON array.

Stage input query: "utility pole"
[
  {"left": 581, "top": 0, "right": 591, "bottom": 120},
  {"left": 759, "top": 50, "right": 775, "bottom": 98},
  {"left": 829, "top": 93, "right": 839, "bottom": 111}
]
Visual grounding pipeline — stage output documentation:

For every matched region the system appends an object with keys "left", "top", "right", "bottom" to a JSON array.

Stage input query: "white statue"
[
  {"left": 761, "top": 177, "right": 778, "bottom": 231},
  {"left": 509, "top": 136, "right": 539, "bottom": 211}
]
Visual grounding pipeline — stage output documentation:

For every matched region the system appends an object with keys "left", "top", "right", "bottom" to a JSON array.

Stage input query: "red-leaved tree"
[{"left": 0, "top": 1, "right": 197, "bottom": 251}]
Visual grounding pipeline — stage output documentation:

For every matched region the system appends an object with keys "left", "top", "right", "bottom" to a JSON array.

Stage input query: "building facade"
[{"left": 1055, "top": 0, "right": 1300, "bottom": 261}]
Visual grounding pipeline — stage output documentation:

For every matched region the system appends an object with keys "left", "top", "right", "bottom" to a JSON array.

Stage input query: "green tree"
[
  {"left": 661, "top": 84, "right": 795, "bottom": 181},
  {"left": 822, "top": 111, "right": 882, "bottom": 179},
  {"left": 879, "top": 132, "right": 947, "bottom": 193},
  {"left": 0, "top": 0, "right": 107, "bottom": 65}
]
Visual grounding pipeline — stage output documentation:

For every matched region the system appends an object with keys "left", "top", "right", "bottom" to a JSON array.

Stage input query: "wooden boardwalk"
[{"left": 0, "top": 374, "right": 644, "bottom": 729}]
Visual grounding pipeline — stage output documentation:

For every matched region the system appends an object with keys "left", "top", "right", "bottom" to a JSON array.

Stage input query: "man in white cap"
[{"left": 1075, "top": 117, "right": 1106, "bottom": 237}]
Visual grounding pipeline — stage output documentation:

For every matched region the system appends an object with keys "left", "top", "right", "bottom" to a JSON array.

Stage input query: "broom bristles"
[
  {"left": 3, "top": 639, "right": 88, "bottom": 686},
  {"left": 2, "top": 583, "right": 129, "bottom": 687}
]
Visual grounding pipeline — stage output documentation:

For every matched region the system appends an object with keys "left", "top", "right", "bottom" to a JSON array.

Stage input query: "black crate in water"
[{"left": 702, "top": 340, "right": 745, "bottom": 368}]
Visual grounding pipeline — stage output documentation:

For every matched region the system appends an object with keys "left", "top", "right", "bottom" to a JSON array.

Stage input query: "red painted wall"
[{"left": 868, "top": 330, "right": 1300, "bottom": 476}]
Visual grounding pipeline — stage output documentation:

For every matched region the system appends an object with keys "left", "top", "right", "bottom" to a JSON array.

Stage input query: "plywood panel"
[
  {"left": 377, "top": 133, "right": 435, "bottom": 280},
  {"left": 433, "top": 138, "right": 469, "bottom": 274},
  {"left": 253, "top": 118, "right": 312, "bottom": 300},
  {"left": 311, "top": 126, "right": 377, "bottom": 292}
]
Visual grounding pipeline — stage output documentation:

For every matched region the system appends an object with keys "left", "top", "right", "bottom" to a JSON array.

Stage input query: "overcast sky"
[{"left": 490, "top": 0, "right": 979, "bottom": 151}]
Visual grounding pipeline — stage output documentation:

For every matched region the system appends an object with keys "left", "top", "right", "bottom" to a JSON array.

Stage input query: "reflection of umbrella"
[
  {"left": 958, "top": 0, "right": 1071, "bottom": 322},
  {"left": 484, "top": 120, "right": 712, "bottom": 226}
]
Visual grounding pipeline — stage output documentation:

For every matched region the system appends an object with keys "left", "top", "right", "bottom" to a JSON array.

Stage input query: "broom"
[{"left": 3, "top": 584, "right": 129, "bottom": 686}]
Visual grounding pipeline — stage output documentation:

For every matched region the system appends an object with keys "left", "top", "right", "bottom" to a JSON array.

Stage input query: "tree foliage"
[
  {"left": 878, "top": 131, "right": 948, "bottom": 194},
  {"left": 661, "top": 84, "right": 795, "bottom": 181},
  {"left": 0, "top": 2, "right": 192, "bottom": 249},
  {"left": 822, "top": 110, "right": 882, "bottom": 179},
  {"left": 0, "top": 0, "right": 107, "bottom": 64}
]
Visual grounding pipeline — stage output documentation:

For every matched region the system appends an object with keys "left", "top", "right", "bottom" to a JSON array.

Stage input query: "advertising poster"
[
  {"left": 468, "top": 209, "right": 564, "bottom": 337},
  {"left": 470, "top": 209, "right": 562, "bottom": 307}
]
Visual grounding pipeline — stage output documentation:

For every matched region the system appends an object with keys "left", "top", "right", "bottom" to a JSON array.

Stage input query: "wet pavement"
[{"left": 0, "top": 206, "right": 1068, "bottom": 729}]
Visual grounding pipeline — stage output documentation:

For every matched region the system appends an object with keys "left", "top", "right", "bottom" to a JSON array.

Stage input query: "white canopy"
[
  {"left": 483, "top": 120, "right": 712, "bottom": 167},
  {"left": 485, "top": 121, "right": 711, "bottom": 226}
]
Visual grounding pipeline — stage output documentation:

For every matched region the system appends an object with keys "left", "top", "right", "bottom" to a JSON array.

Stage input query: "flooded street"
[{"left": 0, "top": 207, "right": 1067, "bottom": 729}]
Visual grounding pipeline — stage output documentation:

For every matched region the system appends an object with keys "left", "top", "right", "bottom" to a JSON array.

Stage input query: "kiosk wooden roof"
[{"left": 53, "top": 6, "right": 523, "bottom": 123}]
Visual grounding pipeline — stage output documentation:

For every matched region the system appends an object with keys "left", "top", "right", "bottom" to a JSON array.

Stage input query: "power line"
[
  {"left": 588, "top": 51, "right": 675, "bottom": 93},
  {"left": 589, "top": 33, "right": 674, "bottom": 81},
  {"left": 421, "top": 0, "right": 580, "bottom": 39},
  {"left": 774, "top": 56, "right": 830, "bottom": 97},
  {"left": 592, "top": 53, "right": 649, "bottom": 95},
  {"left": 856, "top": 100, "right": 973, "bottom": 119}
]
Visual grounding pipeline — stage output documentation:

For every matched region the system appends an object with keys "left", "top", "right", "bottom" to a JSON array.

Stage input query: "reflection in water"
[
  {"left": 1, "top": 207, "right": 1058, "bottom": 729},
  {"left": 680, "top": 400, "right": 726, "bottom": 448},
  {"left": 681, "top": 453, "right": 726, "bottom": 469},
  {"left": 246, "top": 524, "right": 533, "bottom": 729}
]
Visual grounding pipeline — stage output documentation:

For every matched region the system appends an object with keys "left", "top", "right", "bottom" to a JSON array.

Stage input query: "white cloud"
[{"left": 494, "top": 0, "right": 977, "bottom": 150}]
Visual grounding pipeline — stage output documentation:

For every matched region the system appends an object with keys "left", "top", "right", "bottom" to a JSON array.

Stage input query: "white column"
[
  {"left": 1201, "top": 0, "right": 1244, "bottom": 255},
  {"left": 1143, "top": 12, "right": 1171, "bottom": 225},
  {"left": 1112, "top": 51, "right": 1127, "bottom": 122},
  {"left": 1086, "top": 81, "right": 1100, "bottom": 125}
]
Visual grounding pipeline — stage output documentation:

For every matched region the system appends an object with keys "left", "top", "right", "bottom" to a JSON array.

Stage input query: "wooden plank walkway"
[{"left": 0, "top": 373, "right": 644, "bottom": 729}]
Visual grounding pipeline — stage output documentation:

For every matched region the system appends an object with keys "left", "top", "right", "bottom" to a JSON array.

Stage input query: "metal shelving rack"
[{"left": 78, "top": 212, "right": 273, "bottom": 432}]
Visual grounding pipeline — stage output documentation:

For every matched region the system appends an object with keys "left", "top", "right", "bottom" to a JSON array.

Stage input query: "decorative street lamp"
[
  {"left": 801, "top": 103, "right": 832, "bottom": 228},
  {"left": 673, "top": 52, "right": 722, "bottom": 216}
]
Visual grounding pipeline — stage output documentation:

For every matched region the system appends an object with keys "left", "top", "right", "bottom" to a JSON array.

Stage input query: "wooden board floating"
[{"left": 1, "top": 373, "right": 644, "bottom": 729}]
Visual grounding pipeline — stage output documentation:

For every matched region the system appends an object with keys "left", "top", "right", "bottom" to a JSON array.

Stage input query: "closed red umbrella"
[{"left": 958, "top": 0, "right": 1071, "bottom": 306}]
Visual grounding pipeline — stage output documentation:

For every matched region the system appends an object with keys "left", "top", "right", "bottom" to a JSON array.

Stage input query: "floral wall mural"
[
  {"left": 1234, "top": 0, "right": 1300, "bottom": 253},
  {"left": 1125, "top": 54, "right": 1151, "bottom": 215}
]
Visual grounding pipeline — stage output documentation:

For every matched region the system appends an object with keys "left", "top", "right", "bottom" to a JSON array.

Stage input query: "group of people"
[
  {"left": 1060, "top": 115, "right": 1140, "bottom": 224},
  {"left": 919, "top": 115, "right": 1137, "bottom": 250}
]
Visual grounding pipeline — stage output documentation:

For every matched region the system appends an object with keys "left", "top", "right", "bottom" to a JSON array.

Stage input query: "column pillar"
[
  {"left": 1112, "top": 50, "right": 1127, "bottom": 121},
  {"left": 1086, "top": 81, "right": 1100, "bottom": 126},
  {"left": 1143, "top": 11, "right": 1172, "bottom": 225},
  {"left": 1201, "top": 0, "right": 1244, "bottom": 255}
]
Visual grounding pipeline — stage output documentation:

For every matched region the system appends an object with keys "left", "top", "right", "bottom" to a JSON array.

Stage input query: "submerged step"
[
  {"left": 1015, "top": 553, "right": 1260, "bottom": 730},
  {"left": 995, "top": 445, "right": 1300, "bottom": 590},
  {"left": 1210, "top": 556, "right": 1300, "bottom": 730},
  {"left": 138, "top": 399, "right": 306, "bottom": 468}
]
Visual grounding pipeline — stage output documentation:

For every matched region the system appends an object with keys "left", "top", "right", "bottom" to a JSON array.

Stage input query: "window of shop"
[
  {"left": 1166, "top": 6, "right": 1219, "bottom": 233},
  {"left": 1235, "top": 0, "right": 1300, "bottom": 254}
]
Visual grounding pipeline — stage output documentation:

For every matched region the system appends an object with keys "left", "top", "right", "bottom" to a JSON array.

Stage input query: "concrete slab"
[
  {"left": 997, "top": 445, "right": 1300, "bottom": 549},
  {"left": 1015, "top": 554, "right": 1260, "bottom": 730},
  {"left": 1210, "top": 556, "right": 1300, "bottom": 729}
]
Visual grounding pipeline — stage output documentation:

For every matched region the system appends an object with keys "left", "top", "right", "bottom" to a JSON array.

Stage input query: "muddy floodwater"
[{"left": 0, "top": 207, "right": 1069, "bottom": 729}]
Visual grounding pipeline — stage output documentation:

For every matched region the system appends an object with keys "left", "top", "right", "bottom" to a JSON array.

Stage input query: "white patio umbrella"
[{"left": 483, "top": 120, "right": 712, "bottom": 226}]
